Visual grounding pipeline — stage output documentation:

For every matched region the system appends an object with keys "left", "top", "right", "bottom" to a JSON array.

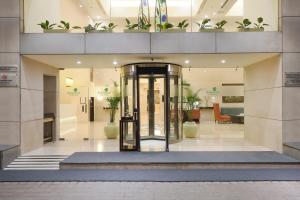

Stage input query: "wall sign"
[
  {"left": 0, "top": 66, "right": 18, "bottom": 87},
  {"left": 285, "top": 72, "right": 300, "bottom": 87}
]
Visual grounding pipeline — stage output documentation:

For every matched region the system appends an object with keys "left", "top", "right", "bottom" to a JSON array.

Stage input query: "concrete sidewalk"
[{"left": 0, "top": 182, "right": 300, "bottom": 200}]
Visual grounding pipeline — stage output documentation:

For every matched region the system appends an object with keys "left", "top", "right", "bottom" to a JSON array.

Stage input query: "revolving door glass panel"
[
  {"left": 138, "top": 75, "right": 167, "bottom": 151},
  {"left": 120, "top": 63, "right": 183, "bottom": 152},
  {"left": 120, "top": 70, "right": 139, "bottom": 151}
]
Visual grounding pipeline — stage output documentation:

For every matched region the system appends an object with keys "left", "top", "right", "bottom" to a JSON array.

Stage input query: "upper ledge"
[{"left": 20, "top": 32, "right": 282, "bottom": 55}]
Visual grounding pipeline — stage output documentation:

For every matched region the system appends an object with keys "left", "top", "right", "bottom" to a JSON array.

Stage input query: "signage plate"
[{"left": 0, "top": 66, "right": 18, "bottom": 87}]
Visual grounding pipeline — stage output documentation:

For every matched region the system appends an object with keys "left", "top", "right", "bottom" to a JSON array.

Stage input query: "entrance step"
[
  {"left": 4, "top": 155, "right": 68, "bottom": 170},
  {"left": 60, "top": 152, "right": 300, "bottom": 170},
  {"left": 283, "top": 143, "right": 300, "bottom": 160}
]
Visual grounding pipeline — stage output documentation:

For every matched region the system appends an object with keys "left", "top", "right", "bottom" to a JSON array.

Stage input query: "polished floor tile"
[{"left": 26, "top": 121, "right": 270, "bottom": 156}]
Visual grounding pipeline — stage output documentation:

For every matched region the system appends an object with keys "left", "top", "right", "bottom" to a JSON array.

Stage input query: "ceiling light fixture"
[
  {"left": 221, "top": 59, "right": 226, "bottom": 64},
  {"left": 76, "top": 60, "right": 82, "bottom": 65},
  {"left": 113, "top": 61, "right": 118, "bottom": 65},
  {"left": 79, "top": 4, "right": 83, "bottom": 8},
  {"left": 185, "top": 60, "right": 190, "bottom": 64}
]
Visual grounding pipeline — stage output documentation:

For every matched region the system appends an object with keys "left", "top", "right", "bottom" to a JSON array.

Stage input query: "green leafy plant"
[
  {"left": 125, "top": 18, "right": 138, "bottom": 30},
  {"left": 196, "top": 19, "right": 211, "bottom": 30},
  {"left": 104, "top": 81, "right": 121, "bottom": 123},
  {"left": 215, "top": 20, "right": 227, "bottom": 29},
  {"left": 236, "top": 18, "right": 252, "bottom": 30},
  {"left": 177, "top": 19, "right": 189, "bottom": 29},
  {"left": 101, "top": 23, "right": 117, "bottom": 32},
  {"left": 254, "top": 17, "right": 269, "bottom": 30},
  {"left": 138, "top": 14, "right": 151, "bottom": 30},
  {"left": 183, "top": 82, "right": 202, "bottom": 122},
  {"left": 84, "top": 23, "right": 102, "bottom": 33},
  {"left": 157, "top": 22, "right": 174, "bottom": 31},
  {"left": 57, "top": 20, "right": 81, "bottom": 30},
  {"left": 37, "top": 20, "right": 56, "bottom": 30}
]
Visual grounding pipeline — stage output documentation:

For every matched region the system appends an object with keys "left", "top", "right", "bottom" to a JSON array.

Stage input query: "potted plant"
[
  {"left": 37, "top": 20, "right": 56, "bottom": 33},
  {"left": 196, "top": 19, "right": 213, "bottom": 32},
  {"left": 103, "top": 81, "right": 121, "bottom": 139},
  {"left": 176, "top": 19, "right": 189, "bottom": 32},
  {"left": 100, "top": 22, "right": 117, "bottom": 33},
  {"left": 84, "top": 23, "right": 102, "bottom": 33},
  {"left": 157, "top": 22, "right": 175, "bottom": 32},
  {"left": 138, "top": 14, "right": 152, "bottom": 32},
  {"left": 214, "top": 20, "right": 227, "bottom": 32},
  {"left": 253, "top": 17, "right": 269, "bottom": 31},
  {"left": 38, "top": 20, "right": 81, "bottom": 33},
  {"left": 182, "top": 82, "right": 201, "bottom": 138},
  {"left": 236, "top": 18, "right": 252, "bottom": 32},
  {"left": 124, "top": 18, "right": 139, "bottom": 33}
]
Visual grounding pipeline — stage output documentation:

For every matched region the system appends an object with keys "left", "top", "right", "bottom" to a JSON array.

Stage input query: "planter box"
[
  {"left": 123, "top": 29, "right": 150, "bottom": 33},
  {"left": 86, "top": 30, "right": 113, "bottom": 33},
  {"left": 43, "top": 29, "right": 70, "bottom": 33},
  {"left": 161, "top": 28, "right": 186, "bottom": 33},
  {"left": 199, "top": 28, "right": 224, "bottom": 32},
  {"left": 238, "top": 28, "right": 264, "bottom": 32}
]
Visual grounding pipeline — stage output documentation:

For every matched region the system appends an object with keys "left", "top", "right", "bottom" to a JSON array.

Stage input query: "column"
[
  {"left": 281, "top": 0, "right": 300, "bottom": 143},
  {"left": 0, "top": 0, "right": 21, "bottom": 145}
]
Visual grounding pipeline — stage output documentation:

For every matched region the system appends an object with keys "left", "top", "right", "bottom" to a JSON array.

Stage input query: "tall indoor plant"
[
  {"left": 183, "top": 82, "right": 201, "bottom": 138},
  {"left": 103, "top": 81, "right": 121, "bottom": 139}
]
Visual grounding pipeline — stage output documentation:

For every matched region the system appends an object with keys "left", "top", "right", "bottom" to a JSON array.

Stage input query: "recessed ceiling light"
[
  {"left": 185, "top": 60, "right": 190, "bottom": 64},
  {"left": 79, "top": 4, "right": 83, "bottom": 8},
  {"left": 76, "top": 60, "right": 82, "bottom": 65},
  {"left": 113, "top": 61, "right": 118, "bottom": 65},
  {"left": 221, "top": 59, "right": 226, "bottom": 64},
  {"left": 97, "top": 16, "right": 100, "bottom": 19}
]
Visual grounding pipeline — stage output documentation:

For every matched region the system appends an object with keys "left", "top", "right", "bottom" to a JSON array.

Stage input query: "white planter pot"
[
  {"left": 183, "top": 122, "right": 199, "bottom": 138},
  {"left": 238, "top": 28, "right": 264, "bottom": 32},
  {"left": 123, "top": 29, "right": 150, "bottom": 33},
  {"left": 199, "top": 28, "right": 224, "bottom": 32},
  {"left": 86, "top": 30, "right": 113, "bottom": 33},
  {"left": 43, "top": 29, "right": 69, "bottom": 33},
  {"left": 161, "top": 28, "right": 186, "bottom": 33},
  {"left": 104, "top": 123, "right": 119, "bottom": 139}
]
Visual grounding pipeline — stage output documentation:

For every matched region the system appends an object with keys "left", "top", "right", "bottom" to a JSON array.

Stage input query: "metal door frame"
[{"left": 136, "top": 66, "right": 170, "bottom": 152}]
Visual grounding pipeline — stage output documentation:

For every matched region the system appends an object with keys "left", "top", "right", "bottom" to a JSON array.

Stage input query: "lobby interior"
[{"left": 21, "top": 52, "right": 281, "bottom": 156}]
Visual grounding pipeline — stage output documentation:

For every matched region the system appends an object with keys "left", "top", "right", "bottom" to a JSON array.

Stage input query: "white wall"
[
  {"left": 59, "top": 68, "right": 91, "bottom": 135},
  {"left": 182, "top": 68, "right": 244, "bottom": 108},
  {"left": 244, "top": 55, "right": 282, "bottom": 152},
  {"left": 93, "top": 69, "right": 120, "bottom": 122},
  {"left": 244, "top": 0, "right": 279, "bottom": 31},
  {"left": 24, "top": 0, "right": 90, "bottom": 33}
]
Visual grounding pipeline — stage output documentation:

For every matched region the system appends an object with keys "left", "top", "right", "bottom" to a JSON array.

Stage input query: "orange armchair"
[{"left": 213, "top": 103, "right": 231, "bottom": 123}]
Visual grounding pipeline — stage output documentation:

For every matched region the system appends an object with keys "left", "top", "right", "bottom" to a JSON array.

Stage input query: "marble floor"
[{"left": 26, "top": 121, "right": 270, "bottom": 156}]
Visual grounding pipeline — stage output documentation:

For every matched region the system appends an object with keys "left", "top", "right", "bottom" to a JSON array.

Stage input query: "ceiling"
[
  {"left": 79, "top": 0, "right": 241, "bottom": 20},
  {"left": 24, "top": 53, "right": 279, "bottom": 69}
]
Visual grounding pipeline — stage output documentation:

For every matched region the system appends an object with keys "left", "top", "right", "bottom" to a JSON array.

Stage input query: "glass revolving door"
[{"left": 120, "top": 63, "right": 183, "bottom": 152}]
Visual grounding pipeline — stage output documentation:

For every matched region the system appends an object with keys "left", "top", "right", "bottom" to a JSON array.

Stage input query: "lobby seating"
[{"left": 213, "top": 103, "right": 231, "bottom": 123}]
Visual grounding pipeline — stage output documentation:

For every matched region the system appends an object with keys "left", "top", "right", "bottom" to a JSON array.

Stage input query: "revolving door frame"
[{"left": 120, "top": 63, "right": 182, "bottom": 152}]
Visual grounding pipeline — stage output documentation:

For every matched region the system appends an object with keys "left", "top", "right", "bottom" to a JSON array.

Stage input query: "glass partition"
[{"left": 24, "top": 0, "right": 279, "bottom": 33}]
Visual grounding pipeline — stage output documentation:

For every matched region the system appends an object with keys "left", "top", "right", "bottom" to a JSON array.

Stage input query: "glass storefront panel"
[{"left": 23, "top": 0, "right": 279, "bottom": 33}]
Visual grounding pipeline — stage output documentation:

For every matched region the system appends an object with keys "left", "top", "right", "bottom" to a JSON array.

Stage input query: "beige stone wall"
[
  {"left": 21, "top": 56, "right": 59, "bottom": 154},
  {"left": 281, "top": 0, "right": 300, "bottom": 143},
  {"left": 244, "top": 55, "right": 283, "bottom": 152},
  {"left": 0, "top": 0, "right": 21, "bottom": 146}
]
